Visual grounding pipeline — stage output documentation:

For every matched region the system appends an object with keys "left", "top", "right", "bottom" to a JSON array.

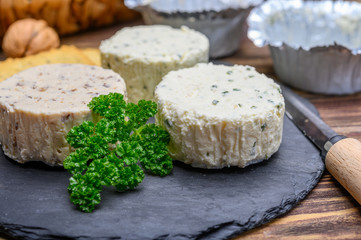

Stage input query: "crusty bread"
[
  {"left": 0, "top": 45, "right": 97, "bottom": 82},
  {"left": 0, "top": 0, "right": 139, "bottom": 41}
]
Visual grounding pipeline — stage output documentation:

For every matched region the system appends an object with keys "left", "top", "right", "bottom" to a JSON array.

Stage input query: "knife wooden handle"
[{"left": 325, "top": 138, "right": 361, "bottom": 205}]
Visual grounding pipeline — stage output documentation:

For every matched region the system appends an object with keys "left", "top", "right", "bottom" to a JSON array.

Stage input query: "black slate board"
[{"left": 0, "top": 101, "right": 324, "bottom": 240}]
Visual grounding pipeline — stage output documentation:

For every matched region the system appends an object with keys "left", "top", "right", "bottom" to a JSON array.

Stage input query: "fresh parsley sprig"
[{"left": 63, "top": 93, "right": 173, "bottom": 212}]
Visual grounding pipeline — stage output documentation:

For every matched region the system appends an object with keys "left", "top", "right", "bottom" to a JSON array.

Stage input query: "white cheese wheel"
[
  {"left": 0, "top": 64, "right": 127, "bottom": 166},
  {"left": 155, "top": 63, "right": 285, "bottom": 168},
  {"left": 100, "top": 25, "right": 209, "bottom": 103}
]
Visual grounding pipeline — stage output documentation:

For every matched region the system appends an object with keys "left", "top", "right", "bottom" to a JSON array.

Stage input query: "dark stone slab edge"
[
  {"left": 0, "top": 168, "right": 323, "bottom": 240},
  {"left": 176, "top": 169, "right": 324, "bottom": 240}
]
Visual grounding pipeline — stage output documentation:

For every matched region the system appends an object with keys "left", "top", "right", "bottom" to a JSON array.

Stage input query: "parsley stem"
[{"left": 134, "top": 124, "right": 146, "bottom": 140}]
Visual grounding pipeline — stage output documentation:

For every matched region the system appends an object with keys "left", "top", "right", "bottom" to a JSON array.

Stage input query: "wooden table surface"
[{"left": 1, "top": 20, "right": 361, "bottom": 239}]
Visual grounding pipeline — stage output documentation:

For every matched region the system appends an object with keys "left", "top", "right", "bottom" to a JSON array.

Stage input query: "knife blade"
[{"left": 282, "top": 85, "right": 361, "bottom": 205}]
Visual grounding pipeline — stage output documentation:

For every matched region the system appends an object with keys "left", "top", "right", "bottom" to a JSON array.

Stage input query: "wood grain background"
[{"left": 1, "top": 21, "right": 361, "bottom": 239}]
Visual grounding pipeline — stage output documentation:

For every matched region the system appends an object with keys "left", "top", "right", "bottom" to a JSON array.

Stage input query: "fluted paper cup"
[
  {"left": 126, "top": 0, "right": 263, "bottom": 58},
  {"left": 248, "top": 0, "right": 361, "bottom": 95}
]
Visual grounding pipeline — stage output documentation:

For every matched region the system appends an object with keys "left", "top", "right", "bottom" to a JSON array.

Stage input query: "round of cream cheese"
[
  {"left": 100, "top": 25, "right": 209, "bottom": 103},
  {"left": 0, "top": 64, "right": 127, "bottom": 166},
  {"left": 155, "top": 63, "right": 285, "bottom": 169}
]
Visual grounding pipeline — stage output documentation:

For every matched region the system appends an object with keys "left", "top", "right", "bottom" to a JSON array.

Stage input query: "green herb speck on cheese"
[
  {"left": 261, "top": 123, "right": 267, "bottom": 131},
  {"left": 222, "top": 91, "right": 229, "bottom": 96}
]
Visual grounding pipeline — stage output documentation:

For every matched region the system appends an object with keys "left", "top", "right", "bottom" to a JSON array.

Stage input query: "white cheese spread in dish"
[
  {"left": 155, "top": 63, "right": 285, "bottom": 168},
  {"left": 0, "top": 64, "right": 127, "bottom": 166},
  {"left": 100, "top": 25, "right": 209, "bottom": 103}
]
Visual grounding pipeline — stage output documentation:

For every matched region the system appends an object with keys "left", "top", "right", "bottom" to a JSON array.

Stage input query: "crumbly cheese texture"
[
  {"left": 100, "top": 25, "right": 209, "bottom": 103},
  {"left": 0, "top": 64, "right": 127, "bottom": 166},
  {"left": 155, "top": 63, "right": 285, "bottom": 169}
]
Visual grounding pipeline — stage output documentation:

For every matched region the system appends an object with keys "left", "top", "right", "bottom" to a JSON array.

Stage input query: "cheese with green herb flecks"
[
  {"left": 0, "top": 64, "right": 127, "bottom": 166},
  {"left": 100, "top": 25, "right": 209, "bottom": 103},
  {"left": 155, "top": 63, "right": 285, "bottom": 169}
]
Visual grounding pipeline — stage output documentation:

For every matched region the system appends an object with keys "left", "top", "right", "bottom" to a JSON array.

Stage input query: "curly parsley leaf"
[
  {"left": 63, "top": 93, "right": 172, "bottom": 212},
  {"left": 87, "top": 92, "right": 126, "bottom": 120},
  {"left": 136, "top": 124, "right": 173, "bottom": 176},
  {"left": 66, "top": 121, "right": 94, "bottom": 148},
  {"left": 68, "top": 173, "right": 102, "bottom": 213}
]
